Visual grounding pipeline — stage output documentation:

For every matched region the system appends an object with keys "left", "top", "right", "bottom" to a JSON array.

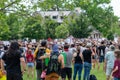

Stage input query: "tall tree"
[
  {"left": 22, "top": 15, "right": 45, "bottom": 39},
  {"left": 55, "top": 24, "right": 69, "bottom": 38},
  {"left": 43, "top": 18, "right": 59, "bottom": 39},
  {"left": 66, "top": 12, "right": 92, "bottom": 38},
  {"left": 79, "top": 0, "right": 118, "bottom": 37}
]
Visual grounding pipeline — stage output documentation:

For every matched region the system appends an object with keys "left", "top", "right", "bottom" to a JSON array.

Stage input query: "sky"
[{"left": 110, "top": 0, "right": 120, "bottom": 17}]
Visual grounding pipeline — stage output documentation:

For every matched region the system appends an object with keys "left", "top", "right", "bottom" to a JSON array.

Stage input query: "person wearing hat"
[
  {"left": 104, "top": 45, "right": 115, "bottom": 80},
  {"left": 45, "top": 44, "right": 64, "bottom": 80}
]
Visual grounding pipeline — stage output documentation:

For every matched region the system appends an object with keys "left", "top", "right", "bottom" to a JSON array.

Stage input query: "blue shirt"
[{"left": 105, "top": 51, "right": 115, "bottom": 68}]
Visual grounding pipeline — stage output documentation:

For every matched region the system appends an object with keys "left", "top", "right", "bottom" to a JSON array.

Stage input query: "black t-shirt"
[
  {"left": 74, "top": 53, "right": 82, "bottom": 64},
  {"left": 82, "top": 49, "right": 92, "bottom": 63},
  {"left": 98, "top": 45, "right": 106, "bottom": 56},
  {"left": 2, "top": 50, "right": 23, "bottom": 74}
]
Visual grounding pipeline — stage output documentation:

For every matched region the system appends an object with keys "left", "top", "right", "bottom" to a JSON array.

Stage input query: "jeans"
[
  {"left": 83, "top": 62, "right": 92, "bottom": 80},
  {"left": 114, "top": 77, "right": 120, "bottom": 80},
  {"left": 73, "top": 63, "right": 83, "bottom": 80}
]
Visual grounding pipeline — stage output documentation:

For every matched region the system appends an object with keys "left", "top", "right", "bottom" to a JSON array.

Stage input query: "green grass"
[{"left": 23, "top": 63, "right": 106, "bottom": 80}]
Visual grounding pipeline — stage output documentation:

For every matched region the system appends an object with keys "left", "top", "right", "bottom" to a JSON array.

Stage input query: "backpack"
[
  {"left": 89, "top": 74, "right": 97, "bottom": 80},
  {"left": 46, "top": 53, "right": 61, "bottom": 75},
  {"left": 36, "top": 49, "right": 46, "bottom": 69}
]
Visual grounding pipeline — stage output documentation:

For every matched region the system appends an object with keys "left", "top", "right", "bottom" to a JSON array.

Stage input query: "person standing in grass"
[
  {"left": 73, "top": 45, "right": 83, "bottom": 80},
  {"left": 45, "top": 44, "right": 64, "bottom": 80},
  {"left": 26, "top": 44, "right": 34, "bottom": 79},
  {"left": 61, "top": 44, "right": 73, "bottom": 80},
  {"left": 34, "top": 41, "right": 47, "bottom": 80},
  {"left": 98, "top": 41, "right": 106, "bottom": 70},
  {"left": 1, "top": 41, "right": 26, "bottom": 80},
  {"left": 82, "top": 43, "right": 94, "bottom": 80},
  {"left": 112, "top": 50, "right": 120, "bottom": 80},
  {"left": 104, "top": 45, "right": 115, "bottom": 80}
]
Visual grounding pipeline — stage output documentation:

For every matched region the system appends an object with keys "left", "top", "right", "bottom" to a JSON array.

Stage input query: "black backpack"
[
  {"left": 46, "top": 53, "right": 61, "bottom": 75},
  {"left": 36, "top": 49, "right": 46, "bottom": 69},
  {"left": 89, "top": 74, "right": 97, "bottom": 80}
]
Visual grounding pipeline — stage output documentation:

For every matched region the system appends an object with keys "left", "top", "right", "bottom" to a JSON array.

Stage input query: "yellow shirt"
[{"left": 33, "top": 47, "right": 51, "bottom": 58}]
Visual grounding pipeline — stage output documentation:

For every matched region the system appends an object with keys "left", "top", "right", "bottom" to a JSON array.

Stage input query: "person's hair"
[
  {"left": 114, "top": 49, "right": 120, "bottom": 59},
  {"left": 109, "top": 45, "right": 115, "bottom": 51},
  {"left": 41, "top": 40, "right": 47, "bottom": 47},
  {"left": 101, "top": 41, "right": 104, "bottom": 44},
  {"left": 76, "top": 46, "right": 80, "bottom": 53},
  {"left": 71, "top": 44, "right": 75, "bottom": 48},
  {"left": 6, "top": 41, "right": 20, "bottom": 58},
  {"left": 64, "top": 44, "right": 69, "bottom": 49}
]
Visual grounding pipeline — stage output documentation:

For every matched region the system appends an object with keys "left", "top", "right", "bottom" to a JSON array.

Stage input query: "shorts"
[
  {"left": 99, "top": 56, "right": 104, "bottom": 63},
  {"left": 27, "top": 62, "right": 34, "bottom": 67},
  {"left": 61, "top": 67, "right": 72, "bottom": 79},
  {"left": 106, "top": 68, "right": 112, "bottom": 76},
  {"left": 92, "top": 54, "right": 98, "bottom": 59}
]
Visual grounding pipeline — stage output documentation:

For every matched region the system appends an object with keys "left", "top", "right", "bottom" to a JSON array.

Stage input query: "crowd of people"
[{"left": 0, "top": 38, "right": 120, "bottom": 80}]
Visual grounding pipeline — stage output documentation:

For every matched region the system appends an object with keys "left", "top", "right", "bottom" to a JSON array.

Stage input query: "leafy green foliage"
[
  {"left": 107, "top": 31, "right": 114, "bottom": 40},
  {"left": 66, "top": 13, "right": 92, "bottom": 38},
  {"left": 0, "top": 0, "right": 119, "bottom": 40},
  {"left": 43, "top": 18, "right": 59, "bottom": 39},
  {"left": 83, "top": 1, "right": 118, "bottom": 37},
  {"left": 22, "top": 15, "right": 45, "bottom": 39},
  {"left": 55, "top": 24, "right": 69, "bottom": 38},
  {"left": 0, "top": 13, "right": 10, "bottom": 40},
  {"left": 37, "top": 0, "right": 75, "bottom": 11}
]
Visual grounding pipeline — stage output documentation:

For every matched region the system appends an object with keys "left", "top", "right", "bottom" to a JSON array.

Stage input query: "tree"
[
  {"left": 22, "top": 15, "right": 45, "bottom": 39},
  {"left": 36, "top": 0, "right": 119, "bottom": 38},
  {"left": 55, "top": 24, "right": 69, "bottom": 38},
  {"left": 36, "top": 0, "right": 75, "bottom": 11},
  {"left": 0, "top": 0, "right": 119, "bottom": 40},
  {"left": 43, "top": 18, "right": 59, "bottom": 39},
  {"left": 0, "top": 0, "right": 33, "bottom": 40},
  {"left": 0, "top": 12, "right": 10, "bottom": 40},
  {"left": 80, "top": 0, "right": 119, "bottom": 37},
  {"left": 6, "top": 13, "right": 24, "bottom": 39},
  {"left": 65, "top": 13, "right": 92, "bottom": 38}
]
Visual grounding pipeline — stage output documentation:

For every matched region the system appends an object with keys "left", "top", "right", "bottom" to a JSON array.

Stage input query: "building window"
[
  {"left": 52, "top": 16, "right": 57, "bottom": 19},
  {"left": 60, "top": 16, "right": 64, "bottom": 19}
]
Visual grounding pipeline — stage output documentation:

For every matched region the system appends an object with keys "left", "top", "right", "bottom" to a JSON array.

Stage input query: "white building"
[
  {"left": 90, "top": 30, "right": 101, "bottom": 39},
  {"left": 36, "top": 8, "right": 81, "bottom": 23},
  {"left": 39, "top": 11, "right": 71, "bottom": 23}
]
